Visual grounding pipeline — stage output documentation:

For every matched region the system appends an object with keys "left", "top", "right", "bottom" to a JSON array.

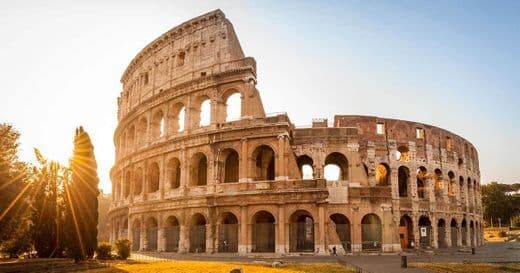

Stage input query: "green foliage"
[
  {"left": 114, "top": 238, "right": 131, "bottom": 260},
  {"left": 0, "top": 124, "right": 32, "bottom": 255},
  {"left": 481, "top": 182, "right": 515, "bottom": 225},
  {"left": 64, "top": 127, "right": 100, "bottom": 262},
  {"left": 96, "top": 242, "right": 113, "bottom": 260}
]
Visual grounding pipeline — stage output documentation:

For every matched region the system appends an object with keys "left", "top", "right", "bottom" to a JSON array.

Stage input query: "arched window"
[
  {"left": 398, "top": 166, "right": 410, "bottom": 197},
  {"left": 199, "top": 98, "right": 211, "bottom": 127},
  {"left": 330, "top": 214, "right": 351, "bottom": 252},
  {"left": 289, "top": 210, "right": 314, "bottom": 252},
  {"left": 120, "top": 132, "right": 126, "bottom": 156},
  {"left": 124, "top": 170, "right": 131, "bottom": 198},
  {"left": 416, "top": 167, "right": 427, "bottom": 199},
  {"left": 225, "top": 92, "right": 241, "bottom": 122},
  {"left": 137, "top": 117, "right": 147, "bottom": 146},
  {"left": 438, "top": 219, "right": 447, "bottom": 248},
  {"left": 459, "top": 176, "right": 465, "bottom": 202},
  {"left": 448, "top": 171, "right": 455, "bottom": 196},
  {"left": 296, "top": 155, "right": 314, "bottom": 179},
  {"left": 223, "top": 149, "right": 239, "bottom": 183},
  {"left": 375, "top": 163, "right": 390, "bottom": 186},
  {"left": 133, "top": 168, "right": 143, "bottom": 195},
  {"left": 190, "top": 153, "right": 207, "bottom": 186},
  {"left": 361, "top": 214, "right": 382, "bottom": 251},
  {"left": 324, "top": 152, "right": 349, "bottom": 181},
  {"left": 450, "top": 219, "right": 458, "bottom": 247},
  {"left": 434, "top": 169, "right": 443, "bottom": 198},
  {"left": 146, "top": 217, "right": 158, "bottom": 251},
  {"left": 190, "top": 213, "right": 207, "bottom": 253},
  {"left": 167, "top": 158, "right": 181, "bottom": 189},
  {"left": 218, "top": 212, "right": 238, "bottom": 253},
  {"left": 252, "top": 211, "right": 275, "bottom": 252},
  {"left": 151, "top": 110, "right": 165, "bottom": 139},
  {"left": 127, "top": 125, "right": 135, "bottom": 152},
  {"left": 148, "top": 162, "right": 160, "bottom": 192},
  {"left": 132, "top": 220, "right": 141, "bottom": 251},
  {"left": 252, "top": 145, "right": 275, "bottom": 181},
  {"left": 396, "top": 146, "right": 409, "bottom": 162},
  {"left": 165, "top": 216, "right": 180, "bottom": 252},
  {"left": 169, "top": 103, "right": 185, "bottom": 133}
]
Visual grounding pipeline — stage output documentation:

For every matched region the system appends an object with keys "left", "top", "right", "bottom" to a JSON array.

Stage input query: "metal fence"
[
  {"left": 165, "top": 226, "right": 180, "bottom": 252},
  {"left": 438, "top": 227, "right": 447, "bottom": 248},
  {"left": 450, "top": 227, "right": 458, "bottom": 246},
  {"left": 132, "top": 230, "right": 140, "bottom": 251},
  {"left": 252, "top": 223, "right": 275, "bottom": 252},
  {"left": 146, "top": 228, "right": 158, "bottom": 251},
  {"left": 419, "top": 226, "right": 431, "bottom": 247},
  {"left": 335, "top": 224, "right": 352, "bottom": 251},
  {"left": 361, "top": 224, "right": 382, "bottom": 251},
  {"left": 289, "top": 222, "right": 314, "bottom": 252},
  {"left": 217, "top": 224, "right": 238, "bottom": 253},
  {"left": 189, "top": 225, "right": 206, "bottom": 253}
]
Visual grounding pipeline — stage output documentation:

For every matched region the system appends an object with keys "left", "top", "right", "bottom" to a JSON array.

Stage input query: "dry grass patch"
[
  {"left": 411, "top": 262, "right": 520, "bottom": 273},
  {"left": 90, "top": 261, "right": 354, "bottom": 273}
]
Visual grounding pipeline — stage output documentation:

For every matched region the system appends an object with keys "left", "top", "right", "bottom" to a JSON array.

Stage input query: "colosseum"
[{"left": 109, "top": 10, "right": 483, "bottom": 255}]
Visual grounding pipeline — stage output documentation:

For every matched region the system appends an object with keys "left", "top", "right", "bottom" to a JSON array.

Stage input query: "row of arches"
[
  {"left": 119, "top": 91, "right": 242, "bottom": 156},
  {"left": 296, "top": 152, "right": 349, "bottom": 181},
  {"left": 125, "top": 211, "right": 384, "bottom": 253},
  {"left": 399, "top": 215, "right": 482, "bottom": 249},
  {"left": 114, "top": 145, "right": 277, "bottom": 200}
]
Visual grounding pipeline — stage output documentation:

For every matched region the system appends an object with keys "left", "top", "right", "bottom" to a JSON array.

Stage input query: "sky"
[{"left": 1, "top": 0, "right": 518, "bottom": 194}]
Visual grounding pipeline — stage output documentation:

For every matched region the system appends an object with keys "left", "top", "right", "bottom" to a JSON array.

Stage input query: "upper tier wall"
[{"left": 118, "top": 9, "right": 247, "bottom": 120}]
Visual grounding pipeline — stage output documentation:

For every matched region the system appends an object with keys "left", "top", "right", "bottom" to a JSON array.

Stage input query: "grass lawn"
[
  {"left": 411, "top": 262, "right": 520, "bottom": 273},
  {"left": 0, "top": 259, "right": 354, "bottom": 273}
]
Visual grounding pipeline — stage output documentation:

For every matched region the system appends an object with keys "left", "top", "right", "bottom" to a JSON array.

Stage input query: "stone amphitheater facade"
[{"left": 109, "top": 10, "right": 483, "bottom": 254}]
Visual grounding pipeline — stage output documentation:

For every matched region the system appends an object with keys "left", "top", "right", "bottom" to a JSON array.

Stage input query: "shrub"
[
  {"left": 499, "top": 231, "right": 507, "bottom": 237},
  {"left": 96, "top": 242, "right": 112, "bottom": 260},
  {"left": 114, "top": 238, "right": 131, "bottom": 260}
]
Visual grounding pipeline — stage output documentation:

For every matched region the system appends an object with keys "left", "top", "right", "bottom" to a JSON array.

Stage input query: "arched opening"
[
  {"left": 252, "top": 145, "right": 275, "bottom": 181},
  {"left": 145, "top": 217, "right": 158, "bottom": 251},
  {"left": 470, "top": 221, "right": 475, "bottom": 246},
  {"left": 252, "top": 210, "right": 275, "bottom": 252},
  {"left": 289, "top": 210, "right": 314, "bottom": 252},
  {"left": 324, "top": 152, "right": 349, "bottom": 181},
  {"left": 375, "top": 163, "right": 390, "bottom": 186},
  {"left": 223, "top": 149, "right": 239, "bottom": 183},
  {"left": 461, "top": 219, "right": 468, "bottom": 246},
  {"left": 418, "top": 216, "right": 432, "bottom": 247},
  {"left": 133, "top": 168, "right": 143, "bottom": 195},
  {"left": 122, "top": 219, "right": 128, "bottom": 238},
  {"left": 398, "top": 166, "right": 410, "bottom": 197},
  {"left": 151, "top": 110, "right": 165, "bottom": 139},
  {"left": 137, "top": 117, "right": 147, "bottom": 146},
  {"left": 165, "top": 216, "right": 180, "bottom": 252},
  {"left": 218, "top": 212, "right": 238, "bottom": 253},
  {"left": 417, "top": 167, "right": 428, "bottom": 199},
  {"left": 225, "top": 92, "right": 241, "bottom": 122},
  {"left": 329, "top": 214, "right": 351, "bottom": 252},
  {"left": 124, "top": 170, "right": 131, "bottom": 198},
  {"left": 450, "top": 219, "right": 458, "bottom": 247},
  {"left": 459, "top": 176, "right": 465, "bottom": 202},
  {"left": 189, "top": 213, "right": 207, "bottom": 253},
  {"left": 169, "top": 103, "right": 186, "bottom": 133},
  {"left": 167, "top": 158, "right": 181, "bottom": 189},
  {"left": 438, "top": 219, "right": 447, "bottom": 248},
  {"left": 115, "top": 221, "right": 120, "bottom": 240},
  {"left": 361, "top": 214, "right": 382, "bottom": 251},
  {"left": 467, "top": 177, "right": 473, "bottom": 206},
  {"left": 296, "top": 155, "right": 314, "bottom": 179},
  {"left": 198, "top": 97, "right": 211, "bottom": 127},
  {"left": 448, "top": 171, "right": 455, "bottom": 197},
  {"left": 190, "top": 153, "right": 207, "bottom": 186},
  {"left": 148, "top": 162, "right": 160, "bottom": 193},
  {"left": 399, "top": 215, "right": 414, "bottom": 249},
  {"left": 120, "top": 132, "right": 126, "bottom": 156},
  {"left": 132, "top": 220, "right": 141, "bottom": 251},
  {"left": 434, "top": 169, "right": 443, "bottom": 198},
  {"left": 396, "top": 146, "right": 409, "bottom": 162},
  {"left": 127, "top": 125, "right": 135, "bottom": 152}
]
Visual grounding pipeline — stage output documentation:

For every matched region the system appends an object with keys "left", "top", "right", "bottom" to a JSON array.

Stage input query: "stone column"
[
  {"left": 140, "top": 215, "right": 146, "bottom": 251},
  {"left": 277, "top": 206, "right": 286, "bottom": 254},
  {"left": 351, "top": 208, "right": 362, "bottom": 253},
  {"left": 239, "top": 138, "right": 249, "bottom": 182},
  {"left": 317, "top": 205, "right": 326, "bottom": 254},
  {"left": 160, "top": 156, "right": 166, "bottom": 199},
  {"left": 432, "top": 217, "right": 439, "bottom": 249},
  {"left": 158, "top": 216, "right": 166, "bottom": 251},
  {"left": 276, "top": 134, "right": 287, "bottom": 180},
  {"left": 412, "top": 213, "right": 420, "bottom": 248},
  {"left": 238, "top": 206, "right": 248, "bottom": 254},
  {"left": 178, "top": 225, "right": 188, "bottom": 253}
]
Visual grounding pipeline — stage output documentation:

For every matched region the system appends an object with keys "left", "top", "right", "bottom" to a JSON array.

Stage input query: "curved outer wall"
[{"left": 109, "top": 10, "right": 483, "bottom": 254}]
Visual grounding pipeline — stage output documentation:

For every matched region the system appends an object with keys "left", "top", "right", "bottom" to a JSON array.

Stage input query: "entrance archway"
[
  {"left": 189, "top": 213, "right": 206, "bottom": 253},
  {"left": 132, "top": 220, "right": 141, "bottom": 251},
  {"left": 418, "top": 216, "right": 432, "bottom": 247},
  {"left": 330, "top": 214, "right": 351, "bottom": 252},
  {"left": 450, "top": 219, "right": 458, "bottom": 247},
  {"left": 251, "top": 211, "right": 275, "bottom": 252},
  {"left": 438, "top": 219, "right": 447, "bottom": 248},
  {"left": 218, "top": 212, "right": 238, "bottom": 253},
  {"left": 361, "top": 214, "right": 382, "bottom": 251},
  {"left": 399, "top": 215, "right": 414, "bottom": 249},
  {"left": 289, "top": 210, "right": 314, "bottom": 252},
  {"left": 165, "top": 216, "right": 180, "bottom": 252},
  {"left": 145, "top": 217, "right": 158, "bottom": 251}
]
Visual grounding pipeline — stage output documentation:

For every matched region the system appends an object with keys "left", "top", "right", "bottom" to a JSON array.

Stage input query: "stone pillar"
[
  {"left": 276, "top": 134, "right": 288, "bottom": 180},
  {"left": 317, "top": 205, "right": 326, "bottom": 254},
  {"left": 351, "top": 208, "right": 362, "bottom": 253},
  {"left": 238, "top": 206, "right": 248, "bottom": 254},
  {"left": 239, "top": 138, "right": 248, "bottom": 182},
  {"left": 277, "top": 206, "right": 286, "bottom": 254},
  {"left": 140, "top": 215, "right": 146, "bottom": 251},
  {"left": 160, "top": 156, "right": 166, "bottom": 199},
  {"left": 158, "top": 216, "right": 166, "bottom": 251},
  {"left": 446, "top": 223, "right": 452, "bottom": 248},
  {"left": 178, "top": 225, "right": 188, "bottom": 253},
  {"left": 432, "top": 217, "right": 439, "bottom": 249},
  {"left": 412, "top": 213, "right": 420, "bottom": 248}
]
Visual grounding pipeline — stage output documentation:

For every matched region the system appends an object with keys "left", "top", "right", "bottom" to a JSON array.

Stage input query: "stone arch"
[
  {"left": 459, "top": 176, "right": 465, "bottom": 202},
  {"left": 399, "top": 214, "right": 414, "bottom": 249},
  {"left": 169, "top": 102, "right": 186, "bottom": 133},
  {"left": 190, "top": 152, "right": 208, "bottom": 186},
  {"left": 193, "top": 95, "right": 211, "bottom": 127},
  {"left": 450, "top": 218, "right": 458, "bottom": 247},
  {"left": 461, "top": 218, "right": 468, "bottom": 246},
  {"left": 133, "top": 167, "right": 143, "bottom": 195},
  {"left": 289, "top": 210, "right": 314, "bottom": 252},
  {"left": 147, "top": 162, "right": 160, "bottom": 192},
  {"left": 448, "top": 171, "right": 455, "bottom": 196},
  {"left": 418, "top": 215, "right": 432, "bottom": 247},
  {"left": 252, "top": 145, "right": 276, "bottom": 181},
  {"left": 434, "top": 169, "right": 443, "bottom": 198},
  {"left": 127, "top": 125, "right": 135, "bottom": 152},
  {"left": 145, "top": 217, "right": 158, "bottom": 251},
  {"left": 167, "top": 157, "right": 181, "bottom": 189},
  {"left": 151, "top": 109, "right": 165, "bottom": 139},
  {"left": 132, "top": 219, "right": 141, "bottom": 251},
  {"left": 470, "top": 220, "right": 475, "bottom": 246},
  {"left": 120, "top": 132, "right": 126, "bottom": 156},
  {"left": 189, "top": 213, "right": 207, "bottom": 253},
  {"left": 398, "top": 166, "right": 410, "bottom": 197},
  {"left": 375, "top": 163, "right": 390, "bottom": 186},
  {"left": 137, "top": 117, "right": 147, "bottom": 146},
  {"left": 329, "top": 213, "right": 351, "bottom": 252},
  {"left": 361, "top": 214, "right": 382, "bottom": 251},
  {"left": 222, "top": 148, "right": 239, "bottom": 183},
  {"left": 417, "top": 166, "right": 428, "bottom": 199},
  {"left": 251, "top": 210, "right": 276, "bottom": 252},
  {"left": 396, "top": 145, "right": 409, "bottom": 162},
  {"left": 297, "top": 155, "right": 314, "bottom": 179},
  {"left": 123, "top": 170, "right": 131, "bottom": 198},
  {"left": 324, "top": 152, "right": 349, "bottom": 181},
  {"left": 165, "top": 216, "right": 180, "bottom": 252},
  {"left": 438, "top": 218, "right": 447, "bottom": 248},
  {"left": 218, "top": 212, "right": 239, "bottom": 253},
  {"left": 223, "top": 89, "right": 242, "bottom": 122}
]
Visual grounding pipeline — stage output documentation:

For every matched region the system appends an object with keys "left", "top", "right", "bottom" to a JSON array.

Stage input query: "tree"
[
  {"left": 0, "top": 124, "right": 32, "bottom": 256},
  {"left": 481, "top": 182, "right": 514, "bottom": 226},
  {"left": 64, "top": 127, "right": 99, "bottom": 261}
]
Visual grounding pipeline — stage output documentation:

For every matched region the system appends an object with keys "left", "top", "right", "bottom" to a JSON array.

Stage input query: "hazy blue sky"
[{"left": 1, "top": 0, "right": 518, "bottom": 193}]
